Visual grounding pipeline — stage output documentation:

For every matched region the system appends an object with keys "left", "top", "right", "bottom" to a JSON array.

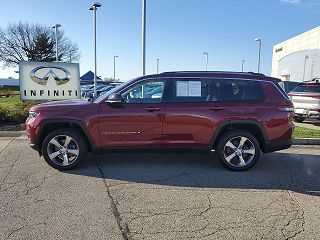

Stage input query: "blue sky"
[{"left": 0, "top": 0, "right": 319, "bottom": 81}]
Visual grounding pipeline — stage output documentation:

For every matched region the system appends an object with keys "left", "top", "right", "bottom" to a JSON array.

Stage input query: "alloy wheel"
[
  {"left": 46, "top": 135, "right": 79, "bottom": 167},
  {"left": 223, "top": 136, "right": 256, "bottom": 168}
]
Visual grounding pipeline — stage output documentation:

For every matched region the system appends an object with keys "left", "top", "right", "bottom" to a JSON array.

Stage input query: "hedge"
[{"left": 0, "top": 101, "right": 36, "bottom": 124}]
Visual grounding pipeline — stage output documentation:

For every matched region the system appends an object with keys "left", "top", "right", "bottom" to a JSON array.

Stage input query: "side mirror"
[{"left": 106, "top": 93, "right": 123, "bottom": 104}]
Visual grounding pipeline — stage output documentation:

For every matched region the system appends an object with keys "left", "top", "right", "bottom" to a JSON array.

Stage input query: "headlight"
[{"left": 29, "top": 111, "right": 40, "bottom": 119}]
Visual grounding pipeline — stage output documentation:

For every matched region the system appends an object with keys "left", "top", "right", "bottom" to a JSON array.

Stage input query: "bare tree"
[{"left": 0, "top": 21, "right": 80, "bottom": 67}]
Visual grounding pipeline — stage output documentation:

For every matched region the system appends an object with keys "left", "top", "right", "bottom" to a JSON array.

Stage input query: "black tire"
[
  {"left": 293, "top": 116, "right": 305, "bottom": 123},
  {"left": 41, "top": 128, "right": 88, "bottom": 170},
  {"left": 216, "top": 130, "right": 261, "bottom": 171}
]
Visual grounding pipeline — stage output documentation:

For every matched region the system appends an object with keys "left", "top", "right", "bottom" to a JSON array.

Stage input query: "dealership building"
[{"left": 271, "top": 26, "right": 320, "bottom": 82}]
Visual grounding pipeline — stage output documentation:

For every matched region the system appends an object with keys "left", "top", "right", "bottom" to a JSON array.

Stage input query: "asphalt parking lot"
[{"left": 1, "top": 135, "right": 320, "bottom": 240}]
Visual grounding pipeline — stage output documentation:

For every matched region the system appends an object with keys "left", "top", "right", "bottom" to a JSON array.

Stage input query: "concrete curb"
[
  {"left": 293, "top": 138, "right": 320, "bottom": 145},
  {"left": 0, "top": 131, "right": 319, "bottom": 145},
  {"left": 0, "top": 131, "right": 24, "bottom": 137}
]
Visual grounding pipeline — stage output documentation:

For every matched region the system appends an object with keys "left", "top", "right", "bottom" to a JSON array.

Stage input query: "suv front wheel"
[
  {"left": 216, "top": 130, "right": 260, "bottom": 171},
  {"left": 42, "top": 129, "right": 88, "bottom": 170}
]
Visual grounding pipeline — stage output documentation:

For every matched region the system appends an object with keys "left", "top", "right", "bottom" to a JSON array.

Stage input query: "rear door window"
[
  {"left": 222, "top": 79, "right": 265, "bottom": 101},
  {"left": 168, "top": 78, "right": 222, "bottom": 102}
]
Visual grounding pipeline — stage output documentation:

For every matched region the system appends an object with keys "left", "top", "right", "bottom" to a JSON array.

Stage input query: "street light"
[
  {"left": 156, "top": 58, "right": 159, "bottom": 74},
  {"left": 69, "top": 50, "right": 74, "bottom": 63},
  {"left": 303, "top": 55, "right": 309, "bottom": 82},
  {"left": 254, "top": 38, "right": 262, "bottom": 73},
  {"left": 142, "top": 0, "right": 146, "bottom": 75},
  {"left": 52, "top": 24, "right": 61, "bottom": 61},
  {"left": 113, "top": 56, "right": 119, "bottom": 80},
  {"left": 203, "top": 52, "right": 208, "bottom": 71},
  {"left": 89, "top": 2, "right": 102, "bottom": 99},
  {"left": 242, "top": 60, "right": 245, "bottom": 72}
]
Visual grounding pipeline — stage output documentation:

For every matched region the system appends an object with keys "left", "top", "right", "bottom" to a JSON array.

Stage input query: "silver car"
[{"left": 288, "top": 79, "right": 320, "bottom": 122}]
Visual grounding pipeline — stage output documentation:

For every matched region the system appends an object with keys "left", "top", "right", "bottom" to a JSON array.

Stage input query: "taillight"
[{"left": 277, "top": 105, "right": 294, "bottom": 112}]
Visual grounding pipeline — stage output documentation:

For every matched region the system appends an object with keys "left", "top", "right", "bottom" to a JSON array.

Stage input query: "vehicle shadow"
[{"left": 67, "top": 150, "right": 320, "bottom": 197}]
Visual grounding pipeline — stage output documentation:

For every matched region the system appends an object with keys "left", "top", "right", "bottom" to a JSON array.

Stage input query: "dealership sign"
[{"left": 19, "top": 61, "right": 81, "bottom": 100}]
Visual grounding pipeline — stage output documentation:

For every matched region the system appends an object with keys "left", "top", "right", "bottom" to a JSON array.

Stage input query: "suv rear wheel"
[
  {"left": 216, "top": 130, "right": 260, "bottom": 171},
  {"left": 42, "top": 129, "right": 87, "bottom": 170}
]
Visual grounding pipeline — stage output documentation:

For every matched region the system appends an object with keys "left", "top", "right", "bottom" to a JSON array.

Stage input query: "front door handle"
[
  {"left": 209, "top": 106, "right": 225, "bottom": 111},
  {"left": 145, "top": 107, "right": 161, "bottom": 112}
]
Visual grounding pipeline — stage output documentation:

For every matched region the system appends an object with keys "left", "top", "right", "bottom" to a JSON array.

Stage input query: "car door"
[
  {"left": 221, "top": 79, "right": 247, "bottom": 120},
  {"left": 163, "top": 77, "right": 229, "bottom": 148},
  {"left": 98, "top": 78, "right": 166, "bottom": 147}
]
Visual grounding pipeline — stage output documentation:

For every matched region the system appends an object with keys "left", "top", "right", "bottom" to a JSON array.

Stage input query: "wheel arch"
[
  {"left": 210, "top": 120, "right": 268, "bottom": 151},
  {"left": 35, "top": 119, "right": 95, "bottom": 154}
]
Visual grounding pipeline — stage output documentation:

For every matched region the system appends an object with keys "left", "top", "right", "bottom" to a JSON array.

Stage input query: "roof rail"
[{"left": 161, "top": 71, "right": 265, "bottom": 76}]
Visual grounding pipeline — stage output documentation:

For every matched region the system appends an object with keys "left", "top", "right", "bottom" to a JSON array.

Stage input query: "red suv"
[{"left": 26, "top": 71, "right": 294, "bottom": 171}]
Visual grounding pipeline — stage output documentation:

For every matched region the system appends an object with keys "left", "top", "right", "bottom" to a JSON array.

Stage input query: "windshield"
[{"left": 93, "top": 81, "right": 128, "bottom": 103}]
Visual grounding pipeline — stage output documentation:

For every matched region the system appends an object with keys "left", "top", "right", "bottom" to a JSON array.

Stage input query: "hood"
[{"left": 30, "top": 99, "right": 94, "bottom": 112}]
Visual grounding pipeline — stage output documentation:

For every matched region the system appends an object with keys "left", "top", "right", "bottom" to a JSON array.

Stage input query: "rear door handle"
[
  {"left": 145, "top": 107, "right": 161, "bottom": 112},
  {"left": 209, "top": 106, "right": 225, "bottom": 111}
]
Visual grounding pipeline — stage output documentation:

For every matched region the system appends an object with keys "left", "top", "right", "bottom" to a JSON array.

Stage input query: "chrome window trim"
[
  {"left": 163, "top": 76, "right": 290, "bottom": 101},
  {"left": 112, "top": 76, "right": 289, "bottom": 102},
  {"left": 118, "top": 77, "right": 168, "bottom": 94}
]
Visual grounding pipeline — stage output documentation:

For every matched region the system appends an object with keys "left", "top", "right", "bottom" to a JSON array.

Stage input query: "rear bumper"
[
  {"left": 294, "top": 108, "right": 320, "bottom": 118},
  {"left": 262, "top": 139, "right": 293, "bottom": 153},
  {"left": 294, "top": 112, "right": 320, "bottom": 118}
]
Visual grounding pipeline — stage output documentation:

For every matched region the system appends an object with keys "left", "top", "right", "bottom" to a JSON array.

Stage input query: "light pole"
[
  {"left": 303, "top": 55, "right": 309, "bottom": 82},
  {"left": 255, "top": 38, "right": 262, "bottom": 73},
  {"left": 69, "top": 50, "right": 73, "bottom": 63},
  {"left": 142, "top": 0, "right": 146, "bottom": 75},
  {"left": 89, "top": 2, "right": 102, "bottom": 99},
  {"left": 156, "top": 58, "right": 159, "bottom": 74},
  {"left": 242, "top": 60, "right": 245, "bottom": 72},
  {"left": 52, "top": 24, "right": 61, "bottom": 61},
  {"left": 203, "top": 52, "right": 208, "bottom": 71},
  {"left": 113, "top": 56, "right": 119, "bottom": 80}
]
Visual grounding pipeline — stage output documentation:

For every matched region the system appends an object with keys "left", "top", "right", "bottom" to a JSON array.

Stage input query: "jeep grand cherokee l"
[{"left": 26, "top": 71, "right": 294, "bottom": 171}]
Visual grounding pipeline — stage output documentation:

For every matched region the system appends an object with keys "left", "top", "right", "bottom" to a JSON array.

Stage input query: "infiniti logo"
[{"left": 30, "top": 66, "right": 71, "bottom": 86}]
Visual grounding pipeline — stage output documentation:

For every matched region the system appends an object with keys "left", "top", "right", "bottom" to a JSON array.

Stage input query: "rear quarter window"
[{"left": 222, "top": 79, "right": 265, "bottom": 101}]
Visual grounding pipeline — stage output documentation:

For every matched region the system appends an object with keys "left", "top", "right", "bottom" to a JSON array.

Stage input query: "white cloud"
[
  {"left": 281, "top": 0, "right": 301, "bottom": 4},
  {"left": 281, "top": 0, "right": 320, "bottom": 8}
]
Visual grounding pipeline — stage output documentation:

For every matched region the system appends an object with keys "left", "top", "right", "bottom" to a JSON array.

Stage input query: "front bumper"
[{"left": 25, "top": 117, "right": 41, "bottom": 152}]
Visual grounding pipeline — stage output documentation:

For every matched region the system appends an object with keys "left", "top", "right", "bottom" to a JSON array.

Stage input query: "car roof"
[{"left": 139, "top": 71, "right": 281, "bottom": 82}]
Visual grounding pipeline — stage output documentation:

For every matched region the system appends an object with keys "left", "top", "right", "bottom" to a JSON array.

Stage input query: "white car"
[{"left": 288, "top": 79, "right": 320, "bottom": 122}]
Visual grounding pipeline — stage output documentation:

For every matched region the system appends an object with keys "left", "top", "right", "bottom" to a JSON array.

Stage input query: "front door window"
[{"left": 121, "top": 81, "right": 164, "bottom": 104}]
